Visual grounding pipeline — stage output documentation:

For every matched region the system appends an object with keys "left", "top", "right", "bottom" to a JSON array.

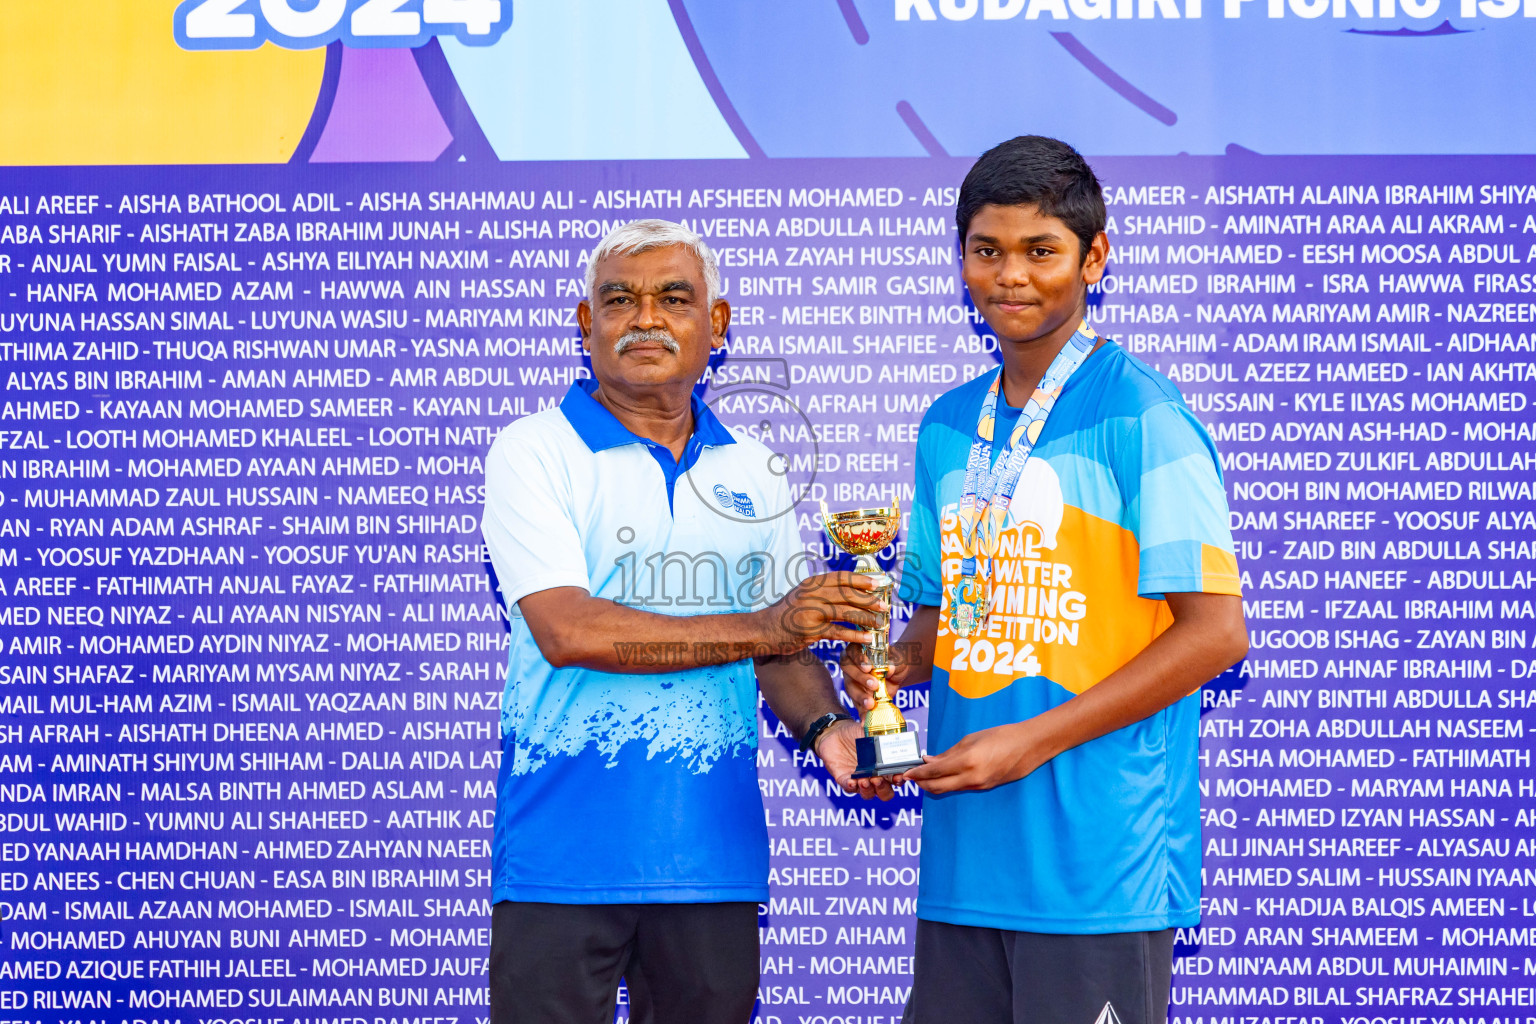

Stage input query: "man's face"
[
  {"left": 960, "top": 203, "right": 1107, "bottom": 345},
  {"left": 577, "top": 244, "right": 728, "bottom": 392}
]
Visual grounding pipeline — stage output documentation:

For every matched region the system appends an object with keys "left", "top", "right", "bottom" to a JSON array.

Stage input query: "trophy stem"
[{"left": 858, "top": 566, "right": 904, "bottom": 737}]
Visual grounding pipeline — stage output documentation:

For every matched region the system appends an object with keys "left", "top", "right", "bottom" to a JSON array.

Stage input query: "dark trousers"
[
  {"left": 904, "top": 918, "right": 1175, "bottom": 1024},
  {"left": 490, "top": 900, "right": 759, "bottom": 1024}
]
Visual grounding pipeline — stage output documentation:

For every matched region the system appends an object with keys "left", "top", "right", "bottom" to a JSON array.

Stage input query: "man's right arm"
[
  {"left": 519, "top": 573, "right": 885, "bottom": 674},
  {"left": 485, "top": 424, "right": 884, "bottom": 674}
]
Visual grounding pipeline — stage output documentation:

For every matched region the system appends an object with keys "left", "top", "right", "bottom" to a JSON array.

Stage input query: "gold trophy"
[{"left": 820, "top": 499, "right": 923, "bottom": 778}]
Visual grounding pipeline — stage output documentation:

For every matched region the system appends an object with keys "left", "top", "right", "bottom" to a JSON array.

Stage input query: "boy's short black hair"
[{"left": 956, "top": 136, "right": 1106, "bottom": 263}]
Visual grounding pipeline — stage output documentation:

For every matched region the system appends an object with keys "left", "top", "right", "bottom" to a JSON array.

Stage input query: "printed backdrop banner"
[{"left": 2, "top": 4, "right": 1536, "bottom": 1023}]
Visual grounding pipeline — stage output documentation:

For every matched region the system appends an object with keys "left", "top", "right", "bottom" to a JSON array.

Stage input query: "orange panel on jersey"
[
  {"left": 939, "top": 504, "right": 1174, "bottom": 700},
  {"left": 1201, "top": 544, "right": 1243, "bottom": 595}
]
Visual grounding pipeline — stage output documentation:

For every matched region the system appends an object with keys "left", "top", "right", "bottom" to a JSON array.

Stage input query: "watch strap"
[{"left": 799, "top": 711, "right": 854, "bottom": 753}]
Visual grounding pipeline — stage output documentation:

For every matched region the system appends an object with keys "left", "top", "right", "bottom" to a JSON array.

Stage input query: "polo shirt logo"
[{"left": 712, "top": 484, "right": 756, "bottom": 518}]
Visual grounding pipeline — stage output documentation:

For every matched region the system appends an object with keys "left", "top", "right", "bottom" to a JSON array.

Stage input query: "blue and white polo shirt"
[{"left": 481, "top": 379, "right": 806, "bottom": 904}]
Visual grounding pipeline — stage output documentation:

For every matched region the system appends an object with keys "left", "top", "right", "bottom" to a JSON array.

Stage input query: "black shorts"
[
  {"left": 489, "top": 900, "right": 759, "bottom": 1024},
  {"left": 904, "top": 918, "right": 1175, "bottom": 1024}
]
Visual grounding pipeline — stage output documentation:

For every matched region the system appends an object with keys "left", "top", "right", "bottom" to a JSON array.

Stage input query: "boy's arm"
[{"left": 899, "top": 591, "right": 1246, "bottom": 794}]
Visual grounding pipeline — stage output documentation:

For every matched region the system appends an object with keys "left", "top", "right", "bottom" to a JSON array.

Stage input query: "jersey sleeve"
[
  {"left": 901, "top": 424, "right": 945, "bottom": 608},
  {"left": 1120, "top": 401, "right": 1242, "bottom": 599},
  {"left": 481, "top": 426, "right": 592, "bottom": 608}
]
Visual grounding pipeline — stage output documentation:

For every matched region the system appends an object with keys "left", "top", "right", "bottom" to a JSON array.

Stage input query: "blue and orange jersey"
[{"left": 904, "top": 341, "right": 1240, "bottom": 933}]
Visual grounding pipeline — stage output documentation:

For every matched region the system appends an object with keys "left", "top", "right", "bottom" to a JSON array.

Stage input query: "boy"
[{"left": 843, "top": 136, "right": 1249, "bottom": 1024}]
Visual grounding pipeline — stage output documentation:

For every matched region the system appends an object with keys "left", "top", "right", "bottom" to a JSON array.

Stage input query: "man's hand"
[
  {"left": 814, "top": 719, "right": 894, "bottom": 801},
  {"left": 758, "top": 572, "right": 887, "bottom": 654},
  {"left": 896, "top": 721, "right": 1042, "bottom": 796}
]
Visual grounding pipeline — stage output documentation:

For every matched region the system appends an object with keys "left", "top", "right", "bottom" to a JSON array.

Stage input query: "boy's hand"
[
  {"left": 841, "top": 606, "right": 939, "bottom": 710},
  {"left": 897, "top": 721, "right": 1045, "bottom": 795},
  {"left": 814, "top": 719, "right": 895, "bottom": 801},
  {"left": 839, "top": 643, "right": 913, "bottom": 712}
]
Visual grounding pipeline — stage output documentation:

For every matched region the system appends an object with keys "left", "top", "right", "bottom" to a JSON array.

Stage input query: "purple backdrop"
[{"left": 1, "top": 156, "right": 1534, "bottom": 1020}]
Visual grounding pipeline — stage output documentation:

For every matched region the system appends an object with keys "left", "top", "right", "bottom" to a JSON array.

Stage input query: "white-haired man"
[{"left": 481, "top": 219, "right": 887, "bottom": 1024}]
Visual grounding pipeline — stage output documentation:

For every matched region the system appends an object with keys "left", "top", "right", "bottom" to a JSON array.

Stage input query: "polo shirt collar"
[{"left": 560, "top": 378, "right": 736, "bottom": 454}]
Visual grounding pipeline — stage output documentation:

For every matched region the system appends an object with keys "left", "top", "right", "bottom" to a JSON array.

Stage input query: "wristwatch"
[{"left": 799, "top": 712, "right": 854, "bottom": 753}]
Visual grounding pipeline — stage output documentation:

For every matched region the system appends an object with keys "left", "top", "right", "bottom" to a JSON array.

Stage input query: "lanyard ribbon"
[{"left": 949, "top": 320, "right": 1100, "bottom": 636}]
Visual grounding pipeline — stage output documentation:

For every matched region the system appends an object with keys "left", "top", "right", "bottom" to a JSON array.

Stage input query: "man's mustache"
[{"left": 613, "top": 328, "right": 680, "bottom": 355}]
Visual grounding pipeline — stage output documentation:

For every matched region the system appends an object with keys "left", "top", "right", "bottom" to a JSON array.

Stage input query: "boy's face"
[{"left": 960, "top": 203, "right": 1108, "bottom": 346}]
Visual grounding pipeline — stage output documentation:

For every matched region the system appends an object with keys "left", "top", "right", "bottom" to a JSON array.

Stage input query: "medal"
[
  {"left": 946, "top": 321, "right": 1100, "bottom": 638},
  {"left": 948, "top": 571, "right": 990, "bottom": 638}
]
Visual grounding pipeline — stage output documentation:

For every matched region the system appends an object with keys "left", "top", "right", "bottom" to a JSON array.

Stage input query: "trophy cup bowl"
[
  {"left": 820, "top": 506, "right": 900, "bottom": 574},
  {"left": 820, "top": 500, "right": 923, "bottom": 778}
]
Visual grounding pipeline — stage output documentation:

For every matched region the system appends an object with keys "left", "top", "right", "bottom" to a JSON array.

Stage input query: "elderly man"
[{"left": 481, "top": 219, "right": 884, "bottom": 1024}]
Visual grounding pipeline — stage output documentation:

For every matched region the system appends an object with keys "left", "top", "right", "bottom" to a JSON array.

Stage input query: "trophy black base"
[{"left": 851, "top": 726, "right": 924, "bottom": 779}]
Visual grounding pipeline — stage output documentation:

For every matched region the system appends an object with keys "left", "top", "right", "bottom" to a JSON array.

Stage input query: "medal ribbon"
[{"left": 952, "top": 321, "right": 1101, "bottom": 617}]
